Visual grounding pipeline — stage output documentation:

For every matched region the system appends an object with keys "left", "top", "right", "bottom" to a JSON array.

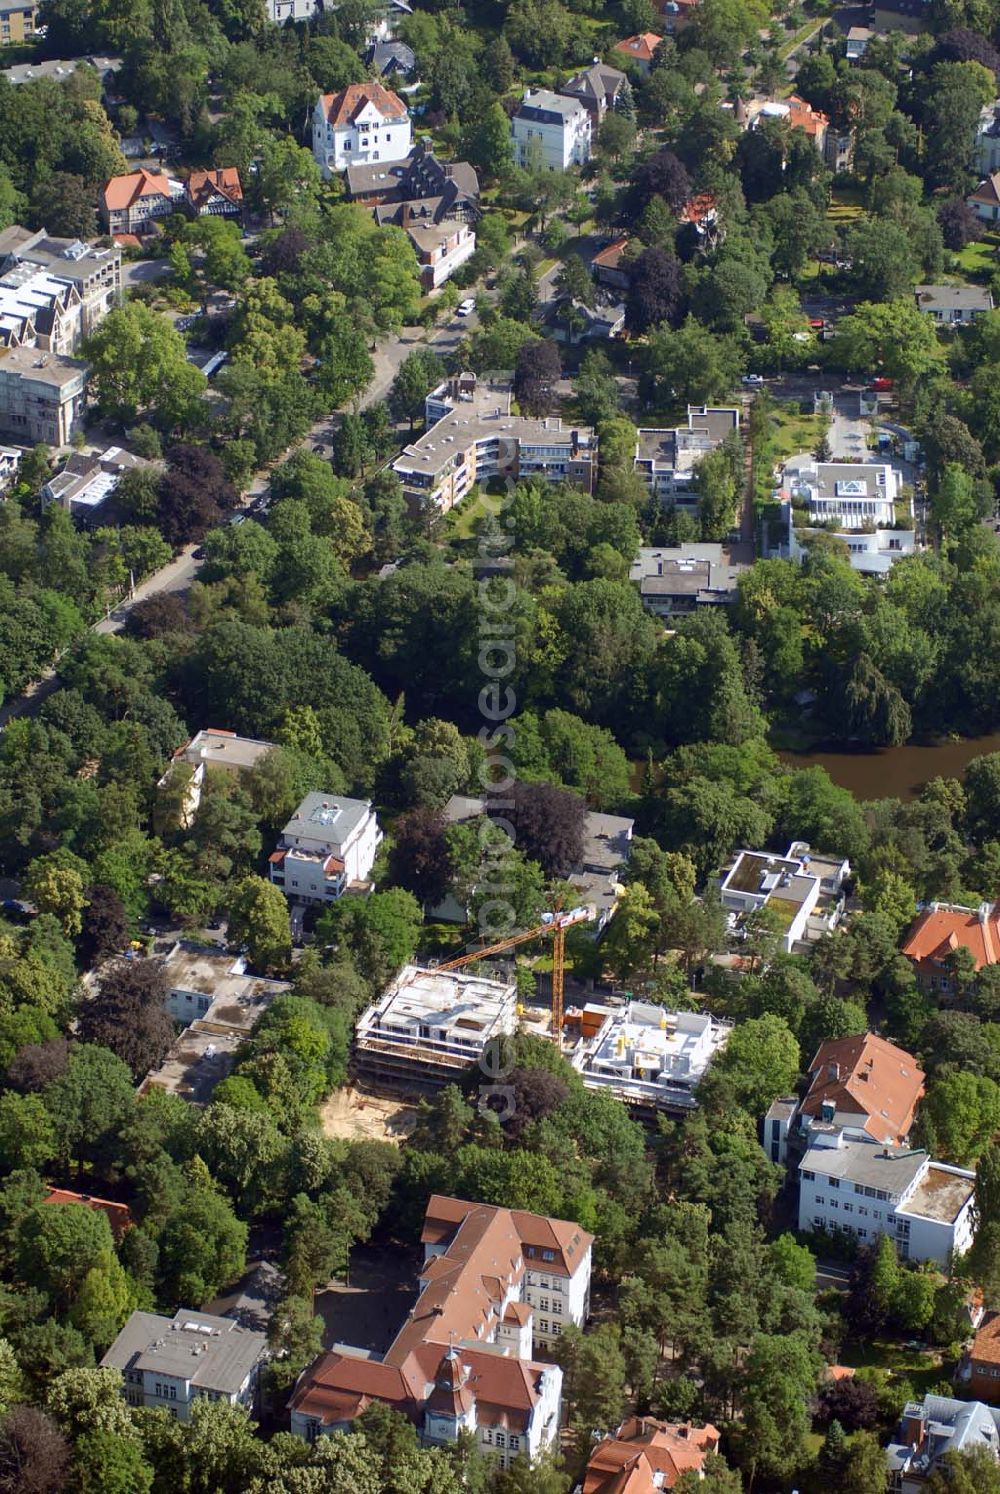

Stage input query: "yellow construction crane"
[{"left": 435, "top": 906, "right": 594, "bottom": 1040}]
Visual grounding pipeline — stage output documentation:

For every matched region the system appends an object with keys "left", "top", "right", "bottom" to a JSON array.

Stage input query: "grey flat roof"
[
  {"left": 282, "top": 791, "right": 372, "bottom": 850},
  {"left": 915, "top": 284, "right": 993, "bottom": 311},
  {"left": 444, "top": 796, "right": 632, "bottom": 876},
  {"left": 901, "top": 1163, "right": 974, "bottom": 1225},
  {"left": 515, "top": 88, "right": 586, "bottom": 120},
  {"left": 103, "top": 1310, "right": 266, "bottom": 1390},
  {"left": 0, "top": 344, "right": 88, "bottom": 389},
  {"left": 803, "top": 1133, "right": 927, "bottom": 1194},
  {"left": 180, "top": 729, "right": 275, "bottom": 772},
  {"left": 393, "top": 389, "right": 593, "bottom": 483}
]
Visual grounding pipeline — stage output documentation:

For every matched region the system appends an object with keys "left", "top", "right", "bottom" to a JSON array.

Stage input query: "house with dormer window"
[{"left": 311, "top": 83, "right": 411, "bottom": 178}]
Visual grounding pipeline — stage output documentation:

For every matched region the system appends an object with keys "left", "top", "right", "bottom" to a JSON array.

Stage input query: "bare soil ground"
[
  {"left": 319, "top": 1085, "right": 419, "bottom": 1144},
  {"left": 314, "top": 1242, "right": 419, "bottom": 1354}
]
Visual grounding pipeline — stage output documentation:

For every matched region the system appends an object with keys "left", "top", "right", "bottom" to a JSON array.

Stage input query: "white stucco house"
[
  {"left": 312, "top": 82, "right": 412, "bottom": 178},
  {"left": 778, "top": 457, "right": 916, "bottom": 576},
  {"left": 511, "top": 89, "right": 591, "bottom": 171},
  {"left": 268, "top": 792, "right": 382, "bottom": 903},
  {"left": 798, "top": 1127, "right": 976, "bottom": 1264}
]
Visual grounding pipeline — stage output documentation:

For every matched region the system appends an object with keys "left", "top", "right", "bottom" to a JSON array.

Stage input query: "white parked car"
[
  {"left": 456, "top": 298, "right": 477, "bottom": 317},
  {"left": 741, "top": 374, "right": 765, "bottom": 386}
]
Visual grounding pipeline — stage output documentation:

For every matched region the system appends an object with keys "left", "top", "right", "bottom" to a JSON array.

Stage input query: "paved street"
[{"left": 0, "top": 254, "right": 567, "bottom": 727}]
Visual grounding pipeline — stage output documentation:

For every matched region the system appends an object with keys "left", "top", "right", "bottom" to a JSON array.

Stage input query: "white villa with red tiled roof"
[
  {"left": 289, "top": 1196, "right": 593, "bottom": 1468},
  {"left": 311, "top": 82, "right": 412, "bottom": 178}
]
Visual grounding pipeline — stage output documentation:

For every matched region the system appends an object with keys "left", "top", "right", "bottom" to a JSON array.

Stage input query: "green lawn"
[
  {"left": 827, "top": 186, "right": 864, "bottom": 227},
  {"left": 768, "top": 406, "right": 826, "bottom": 461},
  {"left": 839, "top": 1337, "right": 950, "bottom": 1401},
  {"left": 951, "top": 233, "right": 1000, "bottom": 284},
  {"left": 444, "top": 487, "right": 491, "bottom": 542}
]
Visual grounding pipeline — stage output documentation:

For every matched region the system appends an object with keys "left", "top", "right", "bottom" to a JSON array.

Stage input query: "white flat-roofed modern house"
[
  {"left": 798, "top": 1127, "right": 976, "bottom": 1264},
  {"left": 353, "top": 964, "right": 518, "bottom": 1091},
  {"left": 569, "top": 1001, "right": 731, "bottom": 1114},
  {"left": 634, "top": 407, "right": 741, "bottom": 504},
  {"left": 0, "top": 346, "right": 88, "bottom": 447},
  {"left": 511, "top": 89, "right": 591, "bottom": 171},
  {"left": 779, "top": 457, "right": 915, "bottom": 576},
  {"left": 157, "top": 728, "right": 276, "bottom": 828},
  {"left": 269, "top": 792, "right": 381, "bottom": 904},
  {"left": 101, "top": 1310, "right": 268, "bottom": 1421},
  {"left": 311, "top": 83, "right": 412, "bottom": 178},
  {"left": 718, "top": 840, "right": 850, "bottom": 953},
  {"left": 393, "top": 374, "right": 596, "bottom": 513}
]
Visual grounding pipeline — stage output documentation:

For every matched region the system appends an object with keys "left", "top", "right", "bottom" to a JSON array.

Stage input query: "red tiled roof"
[
  {"left": 800, "top": 1033, "right": 925, "bottom": 1145},
  {"left": 592, "top": 236, "right": 630, "bottom": 269},
  {"left": 101, "top": 168, "right": 176, "bottom": 213},
  {"left": 186, "top": 166, "right": 243, "bottom": 210},
  {"left": 972, "top": 1312, "right": 1000, "bottom": 1368},
  {"left": 613, "top": 32, "right": 663, "bottom": 62},
  {"left": 43, "top": 1189, "right": 133, "bottom": 1242},
  {"left": 268, "top": 850, "right": 287, "bottom": 866},
  {"left": 318, "top": 83, "right": 408, "bottom": 129},
  {"left": 583, "top": 1419, "right": 721, "bottom": 1493},
  {"left": 293, "top": 1196, "right": 591, "bottom": 1435},
  {"left": 679, "top": 192, "right": 717, "bottom": 225},
  {"left": 970, "top": 172, "right": 1000, "bottom": 206},
  {"left": 903, "top": 903, "right": 1000, "bottom": 973},
  {"left": 786, "top": 94, "right": 828, "bottom": 136}
]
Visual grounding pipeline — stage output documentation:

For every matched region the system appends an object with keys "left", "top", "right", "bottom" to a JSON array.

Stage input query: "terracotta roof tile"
[
  {"left": 903, "top": 902, "right": 1000, "bottom": 973},
  {"left": 613, "top": 32, "right": 664, "bottom": 62},
  {"left": 101, "top": 168, "right": 176, "bottom": 213},
  {"left": 186, "top": 167, "right": 243, "bottom": 210},
  {"left": 43, "top": 1189, "right": 133, "bottom": 1242},
  {"left": 583, "top": 1419, "right": 721, "bottom": 1493},
  {"left": 318, "top": 83, "right": 408, "bottom": 129},
  {"left": 800, "top": 1033, "right": 925, "bottom": 1144},
  {"left": 973, "top": 1312, "right": 1000, "bottom": 1368}
]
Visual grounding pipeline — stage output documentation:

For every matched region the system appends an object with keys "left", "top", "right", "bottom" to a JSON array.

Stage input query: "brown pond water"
[{"left": 777, "top": 734, "right": 1000, "bottom": 802}]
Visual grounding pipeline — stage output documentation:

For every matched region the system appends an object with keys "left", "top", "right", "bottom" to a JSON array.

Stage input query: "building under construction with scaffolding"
[
  {"left": 352, "top": 964, "right": 519, "bottom": 1093},
  {"left": 567, "top": 1000, "right": 732, "bottom": 1115}
]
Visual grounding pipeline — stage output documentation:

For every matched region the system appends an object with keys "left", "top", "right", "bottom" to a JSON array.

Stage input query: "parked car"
[
  {"left": 741, "top": 374, "right": 765, "bottom": 387},
  {"left": 456, "top": 298, "right": 476, "bottom": 317},
  {"left": 872, "top": 376, "right": 894, "bottom": 391}
]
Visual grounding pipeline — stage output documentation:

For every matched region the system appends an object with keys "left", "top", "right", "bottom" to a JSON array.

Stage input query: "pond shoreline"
[{"left": 776, "top": 733, "right": 1000, "bottom": 802}]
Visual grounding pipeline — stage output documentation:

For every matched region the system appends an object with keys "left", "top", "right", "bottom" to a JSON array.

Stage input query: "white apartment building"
[
  {"left": 798, "top": 1127, "right": 976, "bottom": 1264},
  {"left": 779, "top": 457, "right": 916, "bottom": 576},
  {"left": 102, "top": 1310, "right": 268, "bottom": 1421},
  {"left": 394, "top": 374, "right": 596, "bottom": 512},
  {"left": 269, "top": 791, "right": 381, "bottom": 903},
  {"left": 718, "top": 840, "right": 850, "bottom": 953},
  {"left": 159, "top": 728, "right": 276, "bottom": 828},
  {"left": 570, "top": 1001, "right": 731, "bottom": 1114},
  {"left": 290, "top": 1195, "right": 590, "bottom": 1465},
  {"left": 354, "top": 964, "right": 518, "bottom": 1091},
  {"left": 312, "top": 83, "right": 412, "bottom": 178},
  {"left": 511, "top": 89, "right": 591, "bottom": 171},
  {"left": 634, "top": 407, "right": 741, "bottom": 503},
  {"left": 0, "top": 227, "right": 120, "bottom": 339}
]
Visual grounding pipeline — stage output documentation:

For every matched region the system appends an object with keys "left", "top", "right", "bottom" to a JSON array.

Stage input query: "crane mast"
[{"left": 434, "top": 906, "right": 593, "bottom": 1041}]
